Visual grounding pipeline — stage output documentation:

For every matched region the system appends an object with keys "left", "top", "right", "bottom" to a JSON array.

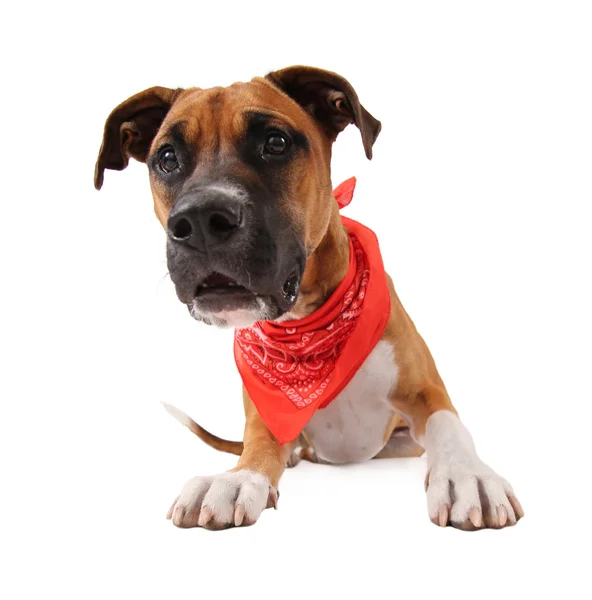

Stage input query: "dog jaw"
[{"left": 188, "top": 296, "right": 277, "bottom": 328}]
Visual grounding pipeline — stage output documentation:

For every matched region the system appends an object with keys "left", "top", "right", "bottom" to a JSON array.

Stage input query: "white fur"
[
  {"left": 424, "top": 410, "right": 518, "bottom": 526},
  {"left": 209, "top": 308, "right": 261, "bottom": 328},
  {"left": 190, "top": 297, "right": 273, "bottom": 328},
  {"left": 169, "top": 470, "right": 273, "bottom": 528},
  {"left": 162, "top": 402, "right": 192, "bottom": 428},
  {"left": 303, "top": 340, "right": 399, "bottom": 464}
]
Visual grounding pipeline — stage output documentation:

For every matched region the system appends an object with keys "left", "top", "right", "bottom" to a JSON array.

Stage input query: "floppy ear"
[
  {"left": 266, "top": 66, "right": 381, "bottom": 159},
  {"left": 94, "top": 86, "right": 183, "bottom": 190}
]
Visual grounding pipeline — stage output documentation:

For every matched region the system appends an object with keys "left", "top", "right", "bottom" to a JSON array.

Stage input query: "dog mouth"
[
  {"left": 194, "top": 270, "right": 300, "bottom": 302},
  {"left": 195, "top": 272, "right": 255, "bottom": 299},
  {"left": 188, "top": 269, "right": 301, "bottom": 326}
]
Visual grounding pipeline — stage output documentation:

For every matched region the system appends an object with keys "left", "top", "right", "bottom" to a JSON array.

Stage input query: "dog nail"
[
  {"left": 497, "top": 506, "right": 508, "bottom": 527},
  {"left": 172, "top": 506, "right": 185, "bottom": 525},
  {"left": 438, "top": 505, "right": 449, "bottom": 527},
  {"left": 468, "top": 507, "right": 482, "bottom": 528},
  {"left": 267, "top": 488, "right": 279, "bottom": 509},
  {"left": 234, "top": 505, "right": 245, "bottom": 527},
  {"left": 198, "top": 507, "right": 214, "bottom": 527},
  {"left": 509, "top": 496, "right": 524, "bottom": 519},
  {"left": 166, "top": 497, "right": 179, "bottom": 520}
]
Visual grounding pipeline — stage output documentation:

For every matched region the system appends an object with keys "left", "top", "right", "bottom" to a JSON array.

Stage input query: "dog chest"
[{"left": 303, "top": 340, "right": 399, "bottom": 464}]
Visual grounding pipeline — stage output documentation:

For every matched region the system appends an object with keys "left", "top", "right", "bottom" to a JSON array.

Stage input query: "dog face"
[{"left": 95, "top": 67, "right": 380, "bottom": 327}]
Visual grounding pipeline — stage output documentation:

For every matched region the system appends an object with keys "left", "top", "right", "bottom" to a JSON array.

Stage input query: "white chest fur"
[{"left": 303, "top": 340, "right": 399, "bottom": 464}]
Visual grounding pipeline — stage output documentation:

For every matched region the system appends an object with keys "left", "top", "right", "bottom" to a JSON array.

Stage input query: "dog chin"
[{"left": 188, "top": 297, "right": 280, "bottom": 328}]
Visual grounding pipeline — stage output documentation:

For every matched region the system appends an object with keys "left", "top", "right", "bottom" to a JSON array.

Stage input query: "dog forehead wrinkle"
[
  {"left": 243, "top": 108, "right": 298, "bottom": 130},
  {"left": 161, "top": 120, "right": 187, "bottom": 142},
  {"left": 168, "top": 87, "right": 233, "bottom": 155},
  {"left": 208, "top": 89, "right": 224, "bottom": 106}
]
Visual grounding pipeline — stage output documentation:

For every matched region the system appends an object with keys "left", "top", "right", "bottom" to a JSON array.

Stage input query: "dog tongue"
[{"left": 203, "top": 272, "right": 236, "bottom": 287}]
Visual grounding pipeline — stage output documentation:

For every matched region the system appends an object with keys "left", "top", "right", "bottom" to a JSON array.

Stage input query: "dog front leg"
[
  {"left": 167, "top": 388, "right": 291, "bottom": 530},
  {"left": 393, "top": 384, "right": 524, "bottom": 531}
]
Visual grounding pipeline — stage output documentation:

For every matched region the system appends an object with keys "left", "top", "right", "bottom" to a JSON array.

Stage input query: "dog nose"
[{"left": 167, "top": 193, "right": 243, "bottom": 251}]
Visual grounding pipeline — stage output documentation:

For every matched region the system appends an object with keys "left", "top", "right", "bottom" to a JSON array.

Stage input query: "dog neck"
[{"left": 291, "top": 200, "right": 350, "bottom": 319}]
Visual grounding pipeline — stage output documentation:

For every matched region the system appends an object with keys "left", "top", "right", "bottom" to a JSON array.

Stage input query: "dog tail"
[{"left": 162, "top": 402, "right": 244, "bottom": 456}]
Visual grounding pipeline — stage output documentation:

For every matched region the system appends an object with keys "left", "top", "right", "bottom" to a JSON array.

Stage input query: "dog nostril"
[
  {"left": 172, "top": 217, "right": 193, "bottom": 239},
  {"left": 209, "top": 212, "right": 237, "bottom": 234}
]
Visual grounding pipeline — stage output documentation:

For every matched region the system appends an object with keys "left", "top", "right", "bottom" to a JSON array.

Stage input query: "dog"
[{"left": 95, "top": 66, "right": 523, "bottom": 531}]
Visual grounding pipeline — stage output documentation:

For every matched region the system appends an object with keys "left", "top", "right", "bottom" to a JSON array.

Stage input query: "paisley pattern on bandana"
[
  {"left": 235, "top": 234, "right": 369, "bottom": 409},
  {"left": 233, "top": 177, "right": 391, "bottom": 444}
]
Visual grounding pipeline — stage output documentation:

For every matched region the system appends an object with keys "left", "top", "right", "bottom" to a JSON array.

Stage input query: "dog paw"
[
  {"left": 166, "top": 470, "right": 278, "bottom": 530},
  {"left": 426, "top": 462, "right": 524, "bottom": 531}
]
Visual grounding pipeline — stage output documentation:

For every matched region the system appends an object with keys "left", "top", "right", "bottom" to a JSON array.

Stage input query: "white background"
[{"left": 2, "top": 1, "right": 591, "bottom": 598}]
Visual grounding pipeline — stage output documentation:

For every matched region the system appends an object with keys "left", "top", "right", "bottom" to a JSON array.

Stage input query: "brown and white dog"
[{"left": 95, "top": 66, "right": 523, "bottom": 531}]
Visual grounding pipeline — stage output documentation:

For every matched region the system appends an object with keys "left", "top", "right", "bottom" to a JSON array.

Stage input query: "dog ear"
[
  {"left": 266, "top": 66, "right": 381, "bottom": 159},
  {"left": 94, "top": 86, "right": 183, "bottom": 190}
]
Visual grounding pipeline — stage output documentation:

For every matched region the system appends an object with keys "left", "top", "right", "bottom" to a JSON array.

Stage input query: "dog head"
[{"left": 95, "top": 66, "right": 380, "bottom": 327}]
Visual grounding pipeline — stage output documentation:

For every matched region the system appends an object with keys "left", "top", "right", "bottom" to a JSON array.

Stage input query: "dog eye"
[
  {"left": 158, "top": 146, "right": 179, "bottom": 173},
  {"left": 264, "top": 132, "right": 289, "bottom": 155}
]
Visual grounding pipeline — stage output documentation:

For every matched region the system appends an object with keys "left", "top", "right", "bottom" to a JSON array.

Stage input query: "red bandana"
[{"left": 234, "top": 178, "right": 391, "bottom": 444}]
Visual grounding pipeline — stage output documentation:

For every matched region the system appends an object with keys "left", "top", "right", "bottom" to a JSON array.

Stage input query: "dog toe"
[
  {"left": 427, "top": 464, "right": 522, "bottom": 531},
  {"left": 168, "top": 470, "right": 275, "bottom": 530}
]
